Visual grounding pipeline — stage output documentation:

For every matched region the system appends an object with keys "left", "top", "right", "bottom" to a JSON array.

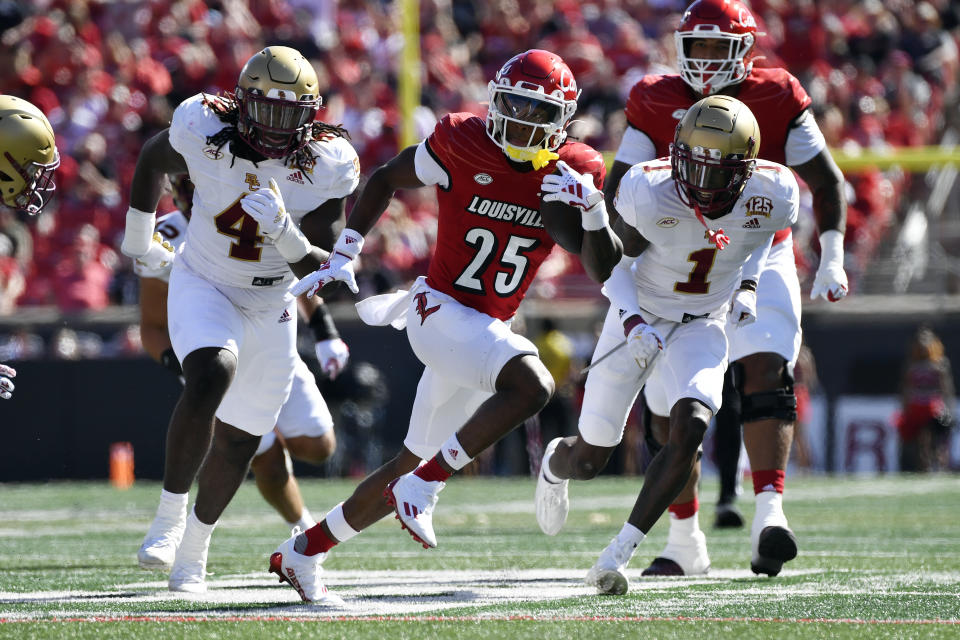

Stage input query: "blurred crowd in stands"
[{"left": 0, "top": 0, "right": 958, "bottom": 325}]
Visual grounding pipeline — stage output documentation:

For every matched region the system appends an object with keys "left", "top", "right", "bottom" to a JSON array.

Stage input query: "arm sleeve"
[
  {"left": 741, "top": 234, "right": 773, "bottom": 285},
  {"left": 613, "top": 126, "right": 658, "bottom": 167},
  {"left": 601, "top": 255, "right": 643, "bottom": 319}
]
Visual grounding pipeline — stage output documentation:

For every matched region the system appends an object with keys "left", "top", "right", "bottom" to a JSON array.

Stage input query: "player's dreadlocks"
[{"left": 201, "top": 92, "right": 350, "bottom": 182}]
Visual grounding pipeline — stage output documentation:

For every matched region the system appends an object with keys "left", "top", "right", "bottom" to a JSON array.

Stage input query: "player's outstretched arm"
[
  {"left": 347, "top": 145, "right": 424, "bottom": 236},
  {"left": 794, "top": 149, "right": 849, "bottom": 301},
  {"left": 122, "top": 130, "right": 188, "bottom": 259},
  {"left": 292, "top": 146, "right": 426, "bottom": 298}
]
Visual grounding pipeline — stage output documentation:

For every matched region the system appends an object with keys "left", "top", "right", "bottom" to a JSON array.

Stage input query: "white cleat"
[
  {"left": 168, "top": 513, "right": 214, "bottom": 594},
  {"left": 385, "top": 472, "right": 444, "bottom": 549},
  {"left": 642, "top": 529, "right": 711, "bottom": 576},
  {"left": 535, "top": 437, "right": 569, "bottom": 536},
  {"left": 585, "top": 536, "right": 637, "bottom": 595},
  {"left": 138, "top": 511, "right": 186, "bottom": 571},
  {"left": 269, "top": 529, "right": 343, "bottom": 605}
]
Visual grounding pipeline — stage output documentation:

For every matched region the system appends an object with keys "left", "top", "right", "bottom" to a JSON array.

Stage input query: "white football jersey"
[
  {"left": 168, "top": 93, "right": 360, "bottom": 290},
  {"left": 614, "top": 159, "right": 799, "bottom": 322},
  {"left": 133, "top": 210, "right": 189, "bottom": 282}
]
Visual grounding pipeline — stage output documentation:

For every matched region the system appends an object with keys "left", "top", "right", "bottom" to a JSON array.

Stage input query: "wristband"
[
  {"left": 738, "top": 280, "right": 758, "bottom": 292},
  {"left": 308, "top": 303, "right": 340, "bottom": 342},
  {"left": 160, "top": 347, "right": 183, "bottom": 377},
  {"left": 818, "top": 229, "right": 844, "bottom": 266},
  {"left": 121, "top": 207, "right": 157, "bottom": 258},
  {"left": 273, "top": 217, "right": 313, "bottom": 263},
  {"left": 334, "top": 228, "right": 365, "bottom": 260},
  {"left": 581, "top": 200, "right": 609, "bottom": 231},
  {"left": 622, "top": 314, "right": 646, "bottom": 337}
]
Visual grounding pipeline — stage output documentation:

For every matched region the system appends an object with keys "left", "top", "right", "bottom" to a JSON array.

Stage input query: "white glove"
[
  {"left": 0, "top": 364, "right": 15, "bottom": 400},
  {"left": 292, "top": 228, "right": 365, "bottom": 297},
  {"left": 729, "top": 288, "right": 757, "bottom": 328},
  {"left": 624, "top": 317, "right": 664, "bottom": 368},
  {"left": 135, "top": 232, "right": 176, "bottom": 272},
  {"left": 241, "top": 178, "right": 287, "bottom": 240},
  {"left": 541, "top": 160, "right": 608, "bottom": 230},
  {"left": 315, "top": 338, "right": 350, "bottom": 379},
  {"left": 811, "top": 229, "right": 849, "bottom": 302}
]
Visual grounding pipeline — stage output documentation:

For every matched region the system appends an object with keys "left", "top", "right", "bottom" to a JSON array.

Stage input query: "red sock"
[
  {"left": 752, "top": 469, "right": 785, "bottom": 495},
  {"left": 302, "top": 523, "right": 338, "bottom": 556},
  {"left": 668, "top": 498, "right": 699, "bottom": 520},
  {"left": 414, "top": 455, "right": 452, "bottom": 482}
]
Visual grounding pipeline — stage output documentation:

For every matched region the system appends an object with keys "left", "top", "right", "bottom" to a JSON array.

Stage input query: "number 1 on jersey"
[
  {"left": 214, "top": 200, "right": 264, "bottom": 262},
  {"left": 674, "top": 247, "right": 717, "bottom": 294}
]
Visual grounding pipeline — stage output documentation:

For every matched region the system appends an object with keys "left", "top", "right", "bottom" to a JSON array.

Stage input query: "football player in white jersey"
[
  {"left": 535, "top": 96, "right": 798, "bottom": 595},
  {"left": 120, "top": 46, "right": 360, "bottom": 595},
  {"left": 135, "top": 176, "right": 345, "bottom": 568},
  {"left": 0, "top": 95, "right": 61, "bottom": 400}
]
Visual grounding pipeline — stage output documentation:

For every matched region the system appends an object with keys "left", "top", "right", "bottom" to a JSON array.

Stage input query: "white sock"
[
  {"left": 157, "top": 489, "right": 188, "bottom": 521},
  {"left": 616, "top": 522, "right": 646, "bottom": 550},
  {"left": 439, "top": 434, "right": 473, "bottom": 471},
  {"left": 290, "top": 507, "right": 317, "bottom": 531},
  {"left": 324, "top": 502, "right": 360, "bottom": 543},
  {"left": 753, "top": 491, "right": 787, "bottom": 534},
  {"left": 667, "top": 510, "right": 701, "bottom": 545},
  {"left": 185, "top": 506, "right": 217, "bottom": 537}
]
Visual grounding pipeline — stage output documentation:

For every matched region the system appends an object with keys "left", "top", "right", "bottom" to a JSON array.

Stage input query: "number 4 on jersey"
[{"left": 215, "top": 199, "right": 264, "bottom": 262}]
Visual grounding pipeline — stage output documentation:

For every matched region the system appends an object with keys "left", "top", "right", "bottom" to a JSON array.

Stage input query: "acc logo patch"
[
  {"left": 203, "top": 146, "right": 223, "bottom": 160},
  {"left": 671, "top": 109, "right": 687, "bottom": 120},
  {"left": 656, "top": 216, "right": 679, "bottom": 228},
  {"left": 473, "top": 173, "right": 493, "bottom": 185}
]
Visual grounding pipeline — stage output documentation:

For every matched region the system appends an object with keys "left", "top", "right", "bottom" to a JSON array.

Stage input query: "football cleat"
[
  {"left": 714, "top": 502, "right": 745, "bottom": 529},
  {"left": 641, "top": 529, "right": 710, "bottom": 576},
  {"left": 384, "top": 472, "right": 444, "bottom": 549},
  {"left": 268, "top": 529, "right": 343, "bottom": 605},
  {"left": 585, "top": 536, "right": 636, "bottom": 595},
  {"left": 138, "top": 510, "right": 186, "bottom": 571},
  {"left": 167, "top": 514, "right": 213, "bottom": 594},
  {"left": 751, "top": 525, "right": 798, "bottom": 577},
  {"left": 535, "top": 437, "right": 569, "bottom": 536}
]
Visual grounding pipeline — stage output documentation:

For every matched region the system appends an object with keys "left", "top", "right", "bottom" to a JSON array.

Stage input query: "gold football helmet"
[
  {"left": 0, "top": 95, "right": 59, "bottom": 214},
  {"left": 670, "top": 94, "right": 759, "bottom": 213},
  {"left": 235, "top": 46, "right": 320, "bottom": 158}
]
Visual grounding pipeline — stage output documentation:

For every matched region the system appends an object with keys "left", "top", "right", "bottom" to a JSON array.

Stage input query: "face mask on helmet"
[
  {"left": 0, "top": 96, "right": 60, "bottom": 215},
  {"left": 674, "top": 0, "right": 758, "bottom": 95},
  {"left": 485, "top": 49, "right": 579, "bottom": 167},
  {"left": 670, "top": 95, "right": 759, "bottom": 214},
  {"left": 235, "top": 47, "right": 321, "bottom": 159}
]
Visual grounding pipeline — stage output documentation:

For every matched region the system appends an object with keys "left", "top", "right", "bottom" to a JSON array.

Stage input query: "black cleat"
[{"left": 750, "top": 526, "right": 798, "bottom": 577}]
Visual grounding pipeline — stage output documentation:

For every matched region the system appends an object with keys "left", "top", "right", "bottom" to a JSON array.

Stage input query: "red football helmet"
[
  {"left": 675, "top": 0, "right": 759, "bottom": 95},
  {"left": 486, "top": 49, "right": 579, "bottom": 164}
]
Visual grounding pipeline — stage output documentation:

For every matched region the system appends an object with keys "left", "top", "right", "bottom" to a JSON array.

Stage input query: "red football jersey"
[
  {"left": 424, "top": 113, "right": 605, "bottom": 320},
  {"left": 625, "top": 68, "right": 811, "bottom": 244}
]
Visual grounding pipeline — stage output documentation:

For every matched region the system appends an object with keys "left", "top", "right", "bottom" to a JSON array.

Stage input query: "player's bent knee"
[
  {"left": 182, "top": 348, "right": 236, "bottom": 399},
  {"left": 741, "top": 366, "right": 797, "bottom": 422},
  {"left": 287, "top": 433, "right": 336, "bottom": 465},
  {"left": 250, "top": 449, "right": 289, "bottom": 484}
]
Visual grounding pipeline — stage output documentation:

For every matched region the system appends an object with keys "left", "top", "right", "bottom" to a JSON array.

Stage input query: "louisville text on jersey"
[{"left": 465, "top": 195, "right": 543, "bottom": 229}]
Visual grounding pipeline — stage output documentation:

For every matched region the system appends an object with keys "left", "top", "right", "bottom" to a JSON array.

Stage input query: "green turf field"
[{"left": 1, "top": 475, "right": 958, "bottom": 639}]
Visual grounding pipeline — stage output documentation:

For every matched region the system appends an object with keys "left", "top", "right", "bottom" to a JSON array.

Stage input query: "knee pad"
[{"left": 741, "top": 365, "right": 797, "bottom": 422}]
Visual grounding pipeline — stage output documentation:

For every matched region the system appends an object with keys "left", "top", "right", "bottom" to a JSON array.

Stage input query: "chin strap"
[{"left": 693, "top": 203, "right": 730, "bottom": 250}]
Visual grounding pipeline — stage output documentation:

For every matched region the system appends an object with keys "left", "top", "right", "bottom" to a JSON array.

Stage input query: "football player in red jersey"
[
  {"left": 536, "top": 0, "right": 848, "bottom": 579},
  {"left": 0, "top": 94, "right": 61, "bottom": 400},
  {"left": 269, "top": 49, "right": 622, "bottom": 602}
]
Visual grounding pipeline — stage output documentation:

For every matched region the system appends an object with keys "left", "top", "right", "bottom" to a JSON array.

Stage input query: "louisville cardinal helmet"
[
  {"left": 486, "top": 49, "right": 580, "bottom": 164},
  {"left": 0, "top": 95, "right": 59, "bottom": 214},
  {"left": 675, "top": 0, "right": 759, "bottom": 95},
  {"left": 235, "top": 46, "right": 321, "bottom": 158},
  {"left": 670, "top": 95, "right": 759, "bottom": 213}
]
